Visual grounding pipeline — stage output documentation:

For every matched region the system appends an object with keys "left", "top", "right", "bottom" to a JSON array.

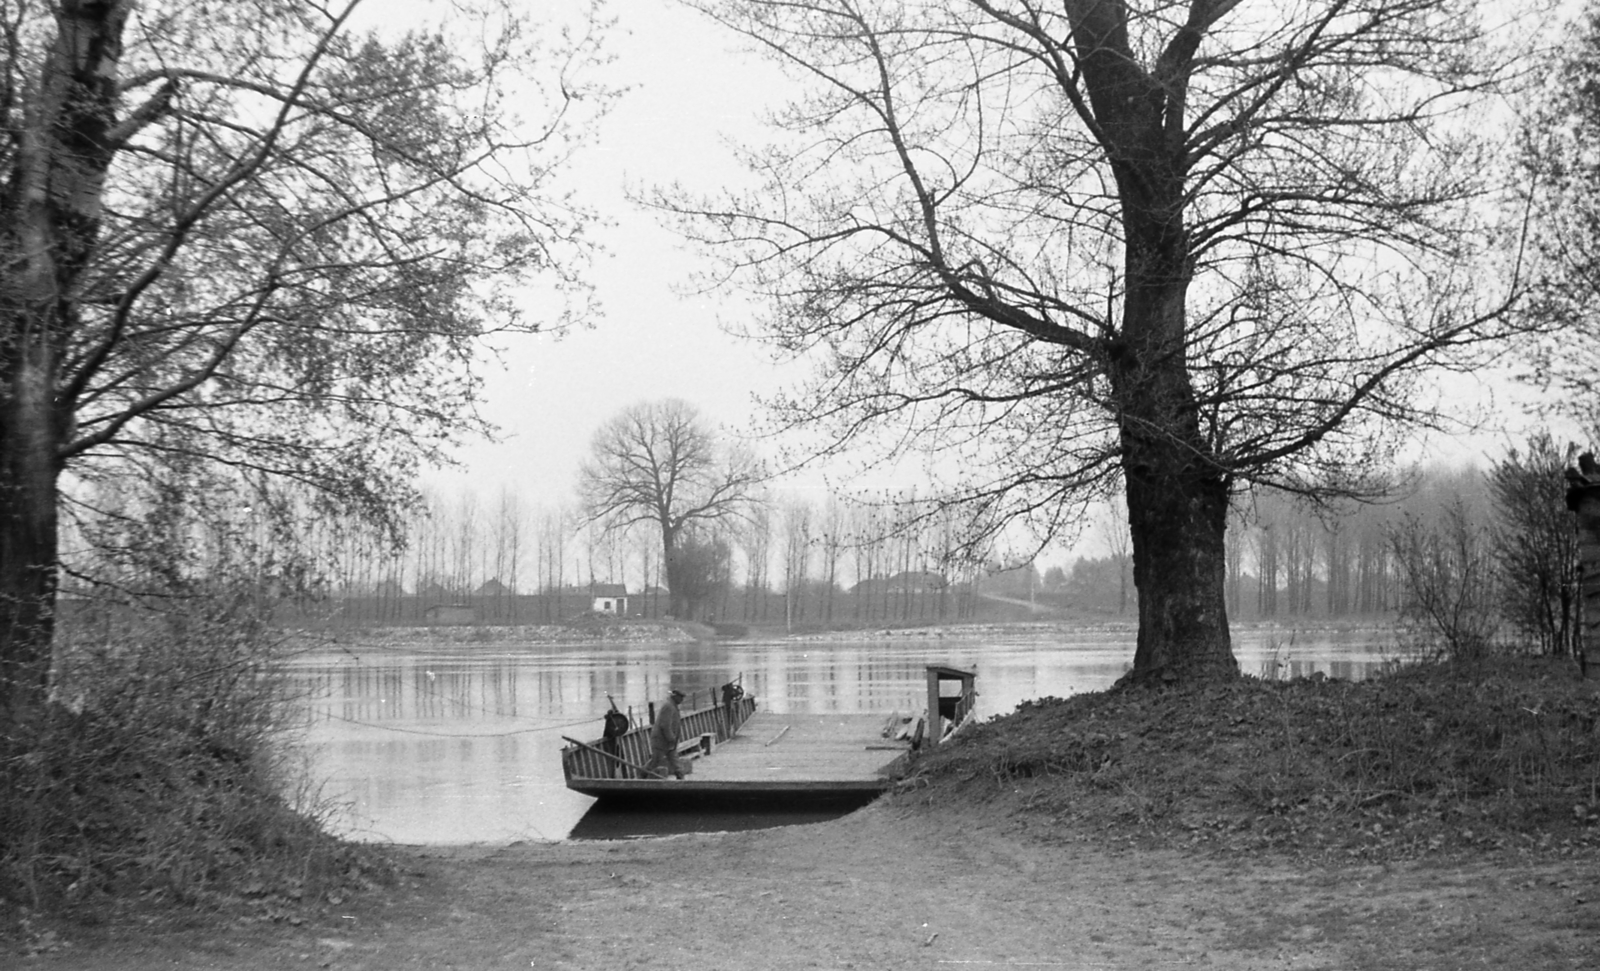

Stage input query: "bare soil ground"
[{"left": 12, "top": 797, "right": 1599, "bottom": 971}]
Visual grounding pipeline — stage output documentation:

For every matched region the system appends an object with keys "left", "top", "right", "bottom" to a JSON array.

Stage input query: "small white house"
[{"left": 591, "top": 584, "right": 629, "bottom": 615}]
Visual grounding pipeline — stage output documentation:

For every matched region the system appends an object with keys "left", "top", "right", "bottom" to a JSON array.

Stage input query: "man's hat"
[{"left": 669, "top": 687, "right": 685, "bottom": 699}]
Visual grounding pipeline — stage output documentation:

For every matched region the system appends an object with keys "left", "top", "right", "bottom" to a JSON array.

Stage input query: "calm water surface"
[{"left": 287, "top": 627, "right": 1396, "bottom": 844}]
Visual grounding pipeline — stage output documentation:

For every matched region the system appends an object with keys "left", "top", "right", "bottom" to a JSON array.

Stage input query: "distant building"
[
  {"left": 424, "top": 603, "right": 476, "bottom": 625},
  {"left": 590, "top": 584, "right": 629, "bottom": 615},
  {"left": 476, "top": 578, "right": 513, "bottom": 597},
  {"left": 852, "top": 571, "right": 947, "bottom": 596},
  {"left": 373, "top": 578, "right": 406, "bottom": 598}
]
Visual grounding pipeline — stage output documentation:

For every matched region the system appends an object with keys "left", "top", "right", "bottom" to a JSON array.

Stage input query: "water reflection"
[{"left": 289, "top": 627, "right": 1398, "bottom": 844}]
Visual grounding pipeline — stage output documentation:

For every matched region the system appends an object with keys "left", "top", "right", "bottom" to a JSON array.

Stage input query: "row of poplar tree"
[{"left": 249, "top": 431, "right": 1578, "bottom": 649}]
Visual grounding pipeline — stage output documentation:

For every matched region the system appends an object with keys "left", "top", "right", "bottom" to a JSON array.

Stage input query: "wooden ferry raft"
[{"left": 560, "top": 665, "right": 977, "bottom": 802}]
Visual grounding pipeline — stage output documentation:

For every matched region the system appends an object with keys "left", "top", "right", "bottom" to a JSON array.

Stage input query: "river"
[{"left": 286, "top": 625, "right": 1399, "bottom": 844}]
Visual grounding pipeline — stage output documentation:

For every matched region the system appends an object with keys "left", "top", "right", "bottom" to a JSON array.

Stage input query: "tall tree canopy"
[
  {"left": 669, "top": 0, "right": 1526, "bottom": 683},
  {"left": 0, "top": 0, "right": 608, "bottom": 721},
  {"left": 579, "top": 399, "right": 763, "bottom": 620}
]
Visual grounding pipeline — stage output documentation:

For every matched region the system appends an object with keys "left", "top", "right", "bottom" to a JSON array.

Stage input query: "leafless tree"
[
  {"left": 1223, "top": 507, "right": 1245, "bottom": 617},
  {"left": 1100, "top": 498, "right": 1132, "bottom": 616},
  {"left": 630, "top": 527, "right": 662, "bottom": 617},
  {"left": 487, "top": 488, "right": 525, "bottom": 618},
  {"left": 847, "top": 501, "right": 879, "bottom": 621},
  {"left": 1323, "top": 515, "right": 1352, "bottom": 617},
  {"left": 536, "top": 507, "right": 571, "bottom": 621},
  {"left": 1390, "top": 494, "right": 1500, "bottom": 659},
  {"left": 1354, "top": 510, "right": 1396, "bottom": 615},
  {"left": 669, "top": 0, "right": 1529, "bottom": 683},
  {"left": 740, "top": 501, "right": 774, "bottom": 620},
  {"left": 578, "top": 399, "right": 764, "bottom": 619},
  {"left": 1489, "top": 433, "right": 1580, "bottom": 656},
  {"left": 780, "top": 497, "right": 813, "bottom": 628},
  {"left": 817, "top": 497, "right": 846, "bottom": 621}
]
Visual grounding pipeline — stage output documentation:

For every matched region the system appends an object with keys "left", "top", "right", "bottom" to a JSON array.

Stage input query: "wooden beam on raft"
[{"left": 1563, "top": 453, "right": 1600, "bottom": 677}]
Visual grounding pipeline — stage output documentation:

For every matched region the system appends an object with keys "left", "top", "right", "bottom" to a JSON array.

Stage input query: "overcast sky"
[
  {"left": 421, "top": 0, "right": 811, "bottom": 505},
  {"left": 423, "top": 0, "right": 1570, "bottom": 539}
]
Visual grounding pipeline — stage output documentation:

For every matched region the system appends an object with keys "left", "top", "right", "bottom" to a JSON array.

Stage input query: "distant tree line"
[
  {"left": 242, "top": 483, "right": 1039, "bottom": 628},
  {"left": 165, "top": 425, "right": 1578, "bottom": 644},
  {"left": 1045, "top": 436, "right": 1582, "bottom": 660}
]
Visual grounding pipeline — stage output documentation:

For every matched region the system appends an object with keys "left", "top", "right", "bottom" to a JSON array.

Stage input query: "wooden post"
[{"left": 924, "top": 664, "right": 979, "bottom": 748}]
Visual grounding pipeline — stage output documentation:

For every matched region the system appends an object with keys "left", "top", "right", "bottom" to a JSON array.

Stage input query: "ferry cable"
[
  {"left": 298, "top": 652, "right": 652, "bottom": 730},
  {"left": 307, "top": 665, "right": 613, "bottom": 729},
  {"left": 314, "top": 708, "right": 605, "bottom": 738}
]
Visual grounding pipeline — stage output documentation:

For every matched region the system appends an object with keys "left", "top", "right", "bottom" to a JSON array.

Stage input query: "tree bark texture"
[
  {"left": 0, "top": 1, "right": 131, "bottom": 722},
  {"left": 1112, "top": 246, "right": 1236, "bottom": 682}
]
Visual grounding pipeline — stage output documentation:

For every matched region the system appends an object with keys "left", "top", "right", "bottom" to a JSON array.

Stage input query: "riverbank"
[
  {"left": 296, "top": 615, "right": 1394, "bottom": 650},
  {"left": 773, "top": 617, "right": 1394, "bottom": 641},
  {"left": 10, "top": 654, "right": 1599, "bottom": 968},
  {"left": 300, "top": 617, "right": 703, "bottom": 649}
]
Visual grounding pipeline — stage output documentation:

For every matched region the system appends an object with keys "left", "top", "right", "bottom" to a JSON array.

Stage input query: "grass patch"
[{"left": 906, "top": 656, "right": 1600, "bottom": 859}]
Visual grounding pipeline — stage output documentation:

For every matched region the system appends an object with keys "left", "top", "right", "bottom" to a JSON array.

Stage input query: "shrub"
[
  {"left": 1, "top": 585, "right": 380, "bottom": 913},
  {"left": 1489, "top": 433, "right": 1582, "bottom": 657},
  {"left": 1389, "top": 496, "right": 1500, "bottom": 660}
]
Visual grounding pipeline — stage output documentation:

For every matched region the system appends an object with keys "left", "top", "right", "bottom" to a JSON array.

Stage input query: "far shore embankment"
[
  {"left": 288, "top": 615, "right": 1397, "bottom": 651},
  {"left": 289, "top": 618, "right": 703, "bottom": 650}
]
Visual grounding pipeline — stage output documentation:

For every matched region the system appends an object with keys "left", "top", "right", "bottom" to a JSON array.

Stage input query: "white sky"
[
  {"left": 418, "top": 0, "right": 1575, "bottom": 550},
  {"left": 422, "top": 0, "right": 814, "bottom": 504}
]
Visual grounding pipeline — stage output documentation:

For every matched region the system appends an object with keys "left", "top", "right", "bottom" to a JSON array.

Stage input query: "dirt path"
[{"left": 24, "top": 800, "right": 1600, "bottom": 971}]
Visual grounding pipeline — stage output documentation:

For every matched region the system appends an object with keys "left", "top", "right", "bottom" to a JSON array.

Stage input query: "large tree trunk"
[
  {"left": 661, "top": 523, "right": 689, "bottom": 619},
  {"left": 1112, "top": 270, "right": 1237, "bottom": 682},
  {"left": 1054, "top": 0, "right": 1237, "bottom": 683},
  {"left": 1107, "top": 143, "right": 1237, "bottom": 684},
  {"left": 0, "top": 348, "right": 63, "bottom": 722},
  {"left": 1122, "top": 443, "right": 1235, "bottom": 682},
  {"left": 0, "top": 1, "right": 132, "bottom": 723}
]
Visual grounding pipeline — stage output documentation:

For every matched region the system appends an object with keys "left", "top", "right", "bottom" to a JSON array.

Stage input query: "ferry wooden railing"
[{"left": 562, "top": 695, "right": 758, "bottom": 782}]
